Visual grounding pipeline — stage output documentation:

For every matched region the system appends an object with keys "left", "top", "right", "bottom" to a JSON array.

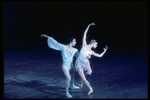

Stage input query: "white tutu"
[{"left": 75, "top": 57, "right": 92, "bottom": 75}]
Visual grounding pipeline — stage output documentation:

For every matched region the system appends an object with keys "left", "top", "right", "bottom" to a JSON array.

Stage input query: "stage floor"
[{"left": 4, "top": 50, "right": 148, "bottom": 99}]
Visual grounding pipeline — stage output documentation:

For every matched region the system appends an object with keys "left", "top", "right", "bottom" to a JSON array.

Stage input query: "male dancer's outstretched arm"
[
  {"left": 41, "top": 34, "right": 49, "bottom": 38},
  {"left": 41, "top": 34, "right": 64, "bottom": 51}
]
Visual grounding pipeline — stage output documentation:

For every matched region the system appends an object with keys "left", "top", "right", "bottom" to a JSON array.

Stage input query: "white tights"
[{"left": 62, "top": 65, "right": 73, "bottom": 97}]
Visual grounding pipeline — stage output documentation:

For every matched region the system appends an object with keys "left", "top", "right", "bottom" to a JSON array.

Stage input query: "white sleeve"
[
  {"left": 74, "top": 49, "right": 80, "bottom": 58},
  {"left": 47, "top": 37, "right": 64, "bottom": 51}
]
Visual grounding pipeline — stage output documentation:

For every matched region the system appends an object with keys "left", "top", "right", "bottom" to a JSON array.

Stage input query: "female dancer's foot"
[
  {"left": 87, "top": 88, "right": 93, "bottom": 95},
  {"left": 65, "top": 92, "right": 72, "bottom": 98},
  {"left": 78, "top": 83, "right": 83, "bottom": 89}
]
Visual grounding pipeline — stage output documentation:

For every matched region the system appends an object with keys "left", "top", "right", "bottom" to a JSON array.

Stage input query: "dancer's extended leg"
[
  {"left": 78, "top": 77, "right": 84, "bottom": 89},
  {"left": 78, "top": 68, "right": 93, "bottom": 95},
  {"left": 62, "top": 66, "right": 72, "bottom": 98}
]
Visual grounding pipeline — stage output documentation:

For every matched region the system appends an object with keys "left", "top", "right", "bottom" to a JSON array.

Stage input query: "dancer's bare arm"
[
  {"left": 92, "top": 46, "right": 108, "bottom": 58},
  {"left": 82, "top": 22, "right": 95, "bottom": 47},
  {"left": 40, "top": 34, "right": 49, "bottom": 38}
]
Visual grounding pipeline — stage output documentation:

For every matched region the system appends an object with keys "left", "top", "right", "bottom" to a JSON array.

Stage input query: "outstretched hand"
[
  {"left": 103, "top": 45, "right": 108, "bottom": 51},
  {"left": 89, "top": 22, "right": 96, "bottom": 26},
  {"left": 40, "top": 34, "right": 48, "bottom": 38},
  {"left": 40, "top": 34, "right": 45, "bottom": 38}
]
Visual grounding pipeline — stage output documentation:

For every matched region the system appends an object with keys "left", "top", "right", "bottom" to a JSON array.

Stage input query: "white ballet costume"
[
  {"left": 75, "top": 45, "right": 93, "bottom": 75},
  {"left": 47, "top": 37, "right": 78, "bottom": 98}
]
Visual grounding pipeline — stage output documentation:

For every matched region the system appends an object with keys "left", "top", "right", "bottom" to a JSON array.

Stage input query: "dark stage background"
[{"left": 3, "top": 1, "right": 148, "bottom": 99}]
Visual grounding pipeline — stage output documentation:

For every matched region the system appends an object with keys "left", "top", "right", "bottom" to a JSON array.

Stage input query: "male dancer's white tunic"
[{"left": 47, "top": 37, "right": 78, "bottom": 70}]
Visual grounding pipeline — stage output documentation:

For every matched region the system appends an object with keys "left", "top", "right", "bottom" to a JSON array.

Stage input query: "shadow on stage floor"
[{"left": 4, "top": 50, "right": 148, "bottom": 99}]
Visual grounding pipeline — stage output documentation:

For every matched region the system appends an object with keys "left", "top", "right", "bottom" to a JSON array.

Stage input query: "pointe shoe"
[
  {"left": 87, "top": 88, "right": 93, "bottom": 95},
  {"left": 65, "top": 92, "right": 72, "bottom": 98},
  {"left": 70, "top": 85, "right": 79, "bottom": 89}
]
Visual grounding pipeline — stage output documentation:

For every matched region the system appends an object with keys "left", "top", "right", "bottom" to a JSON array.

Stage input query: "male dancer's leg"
[
  {"left": 62, "top": 66, "right": 72, "bottom": 98},
  {"left": 70, "top": 62, "right": 79, "bottom": 89}
]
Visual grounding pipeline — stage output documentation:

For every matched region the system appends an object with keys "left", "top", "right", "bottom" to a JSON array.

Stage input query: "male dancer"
[{"left": 41, "top": 34, "right": 79, "bottom": 98}]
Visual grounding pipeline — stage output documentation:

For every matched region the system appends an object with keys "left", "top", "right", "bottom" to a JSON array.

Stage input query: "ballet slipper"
[
  {"left": 87, "top": 88, "right": 93, "bottom": 95},
  {"left": 70, "top": 84, "right": 79, "bottom": 89},
  {"left": 65, "top": 92, "right": 72, "bottom": 98}
]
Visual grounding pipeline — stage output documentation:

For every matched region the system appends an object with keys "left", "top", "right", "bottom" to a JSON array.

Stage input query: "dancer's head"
[
  {"left": 90, "top": 39, "right": 98, "bottom": 48},
  {"left": 68, "top": 37, "right": 76, "bottom": 46}
]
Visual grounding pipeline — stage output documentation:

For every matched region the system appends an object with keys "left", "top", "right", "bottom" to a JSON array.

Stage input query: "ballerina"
[
  {"left": 41, "top": 34, "right": 79, "bottom": 98},
  {"left": 75, "top": 22, "right": 108, "bottom": 95}
]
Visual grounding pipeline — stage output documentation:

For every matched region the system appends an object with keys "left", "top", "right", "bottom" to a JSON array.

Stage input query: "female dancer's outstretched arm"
[
  {"left": 82, "top": 22, "right": 95, "bottom": 47},
  {"left": 92, "top": 45, "right": 108, "bottom": 58}
]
